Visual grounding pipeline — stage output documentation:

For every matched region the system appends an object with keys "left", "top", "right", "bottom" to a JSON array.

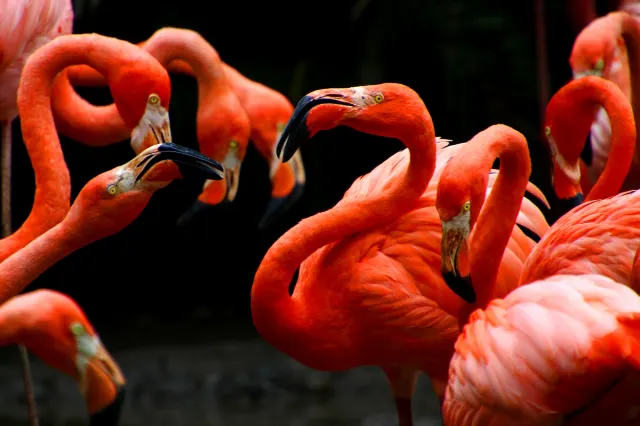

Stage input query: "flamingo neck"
[
  {"left": 466, "top": 126, "right": 532, "bottom": 312},
  {"left": 617, "top": 12, "right": 640, "bottom": 170},
  {"left": 251, "top": 114, "right": 437, "bottom": 348},
  {"left": 144, "top": 28, "right": 226, "bottom": 95},
  {"left": 0, "top": 35, "right": 131, "bottom": 263},
  {"left": 0, "top": 219, "right": 82, "bottom": 304}
]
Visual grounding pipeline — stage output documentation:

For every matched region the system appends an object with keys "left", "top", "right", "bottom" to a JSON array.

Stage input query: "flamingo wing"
[
  {"left": 444, "top": 274, "right": 640, "bottom": 426},
  {"left": 520, "top": 190, "right": 640, "bottom": 288}
]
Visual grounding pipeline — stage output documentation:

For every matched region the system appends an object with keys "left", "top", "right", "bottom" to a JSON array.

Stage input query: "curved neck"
[
  {"left": 0, "top": 218, "right": 84, "bottom": 304},
  {"left": 0, "top": 35, "right": 134, "bottom": 263},
  {"left": 577, "top": 76, "right": 636, "bottom": 200},
  {"left": 143, "top": 28, "right": 226, "bottom": 97},
  {"left": 466, "top": 126, "right": 532, "bottom": 311},
  {"left": 251, "top": 115, "right": 437, "bottom": 346},
  {"left": 617, "top": 12, "right": 640, "bottom": 170}
]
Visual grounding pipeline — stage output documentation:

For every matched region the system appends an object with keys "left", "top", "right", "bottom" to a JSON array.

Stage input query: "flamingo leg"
[
  {"left": 1, "top": 119, "right": 40, "bottom": 426},
  {"left": 383, "top": 366, "right": 417, "bottom": 426}
]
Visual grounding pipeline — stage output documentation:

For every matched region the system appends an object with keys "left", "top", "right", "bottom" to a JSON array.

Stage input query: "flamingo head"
[
  {"left": 569, "top": 14, "right": 618, "bottom": 79},
  {"left": 109, "top": 64, "right": 172, "bottom": 154},
  {"left": 64, "top": 143, "right": 223, "bottom": 243},
  {"left": 275, "top": 83, "right": 429, "bottom": 163},
  {"left": 176, "top": 94, "right": 251, "bottom": 227},
  {"left": 5, "top": 290, "right": 125, "bottom": 425}
]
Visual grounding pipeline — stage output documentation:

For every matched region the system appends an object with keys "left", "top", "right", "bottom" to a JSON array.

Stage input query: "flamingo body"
[
  {"left": 520, "top": 190, "right": 640, "bottom": 288},
  {"left": 444, "top": 273, "right": 640, "bottom": 425},
  {"left": 0, "top": 0, "right": 73, "bottom": 120}
]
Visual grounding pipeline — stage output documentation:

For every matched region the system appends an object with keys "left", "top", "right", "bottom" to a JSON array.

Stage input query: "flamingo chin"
[{"left": 88, "top": 386, "right": 126, "bottom": 426}]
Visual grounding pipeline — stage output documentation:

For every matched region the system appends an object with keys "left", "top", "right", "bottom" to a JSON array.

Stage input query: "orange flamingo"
[
  {"left": 435, "top": 124, "right": 550, "bottom": 324},
  {"left": 0, "top": 142, "right": 221, "bottom": 424},
  {"left": 545, "top": 75, "right": 635, "bottom": 216},
  {"left": 55, "top": 28, "right": 306, "bottom": 228},
  {"left": 0, "top": 290, "right": 126, "bottom": 425},
  {"left": 1, "top": 0, "right": 73, "bottom": 239},
  {"left": 0, "top": 33, "right": 175, "bottom": 264},
  {"left": 568, "top": 11, "right": 640, "bottom": 196},
  {"left": 442, "top": 271, "right": 640, "bottom": 425},
  {"left": 250, "top": 83, "right": 548, "bottom": 425},
  {"left": 50, "top": 28, "right": 255, "bottom": 221}
]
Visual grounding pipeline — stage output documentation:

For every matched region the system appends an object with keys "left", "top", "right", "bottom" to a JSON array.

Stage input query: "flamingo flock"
[{"left": 4, "top": 0, "right": 640, "bottom": 425}]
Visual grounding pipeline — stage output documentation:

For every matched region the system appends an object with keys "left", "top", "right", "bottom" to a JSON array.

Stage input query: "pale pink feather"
[{"left": 0, "top": 0, "right": 73, "bottom": 120}]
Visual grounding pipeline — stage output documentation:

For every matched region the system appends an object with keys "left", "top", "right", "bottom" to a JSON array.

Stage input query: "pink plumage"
[
  {"left": 0, "top": 0, "right": 73, "bottom": 121},
  {"left": 444, "top": 273, "right": 640, "bottom": 425}
]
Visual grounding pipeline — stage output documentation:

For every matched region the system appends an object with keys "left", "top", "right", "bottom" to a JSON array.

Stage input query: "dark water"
[{"left": 0, "top": 319, "right": 442, "bottom": 426}]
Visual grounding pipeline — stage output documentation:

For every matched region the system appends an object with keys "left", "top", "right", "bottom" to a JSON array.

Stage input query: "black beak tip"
[
  {"left": 89, "top": 385, "right": 126, "bottom": 426},
  {"left": 441, "top": 271, "right": 476, "bottom": 304},
  {"left": 257, "top": 182, "right": 305, "bottom": 230},
  {"left": 176, "top": 199, "right": 229, "bottom": 227}
]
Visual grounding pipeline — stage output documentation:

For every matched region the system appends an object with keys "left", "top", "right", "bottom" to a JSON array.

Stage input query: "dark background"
[{"left": 1, "top": 0, "right": 623, "bottom": 424}]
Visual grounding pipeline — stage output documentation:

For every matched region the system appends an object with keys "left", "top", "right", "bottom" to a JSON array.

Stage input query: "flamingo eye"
[
  {"left": 230, "top": 140, "right": 238, "bottom": 149},
  {"left": 107, "top": 184, "right": 118, "bottom": 196},
  {"left": 148, "top": 93, "right": 161, "bottom": 105},
  {"left": 373, "top": 93, "right": 384, "bottom": 104},
  {"left": 594, "top": 58, "right": 604, "bottom": 70},
  {"left": 544, "top": 126, "right": 551, "bottom": 138},
  {"left": 71, "top": 322, "right": 86, "bottom": 336},
  {"left": 462, "top": 201, "right": 471, "bottom": 212}
]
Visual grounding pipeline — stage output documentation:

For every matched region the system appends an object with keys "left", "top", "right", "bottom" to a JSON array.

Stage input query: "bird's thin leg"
[
  {"left": 2, "top": 120, "right": 40, "bottom": 426},
  {"left": 383, "top": 366, "right": 417, "bottom": 426},
  {"left": 2, "top": 120, "right": 12, "bottom": 237}
]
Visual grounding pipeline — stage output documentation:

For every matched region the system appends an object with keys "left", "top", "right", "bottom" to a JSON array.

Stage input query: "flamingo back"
[
  {"left": 520, "top": 189, "right": 640, "bottom": 290},
  {"left": 0, "top": 0, "right": 73, "bottom": 120},
  {"left": 444, "top": 273, "right": 640, "bottom": 425}
]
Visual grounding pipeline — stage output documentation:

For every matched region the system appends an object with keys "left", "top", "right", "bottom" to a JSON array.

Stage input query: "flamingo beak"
[
  {"left": 440, "top": 218, "right": 475, "bottom": 304},
  {"left": 130, "top": 98, "right": 173, "bottom": 154},
  {"left": 276, "top": 91, "right": 355, "bottom": 162},
  {"left": 131, "top": 143, "right": 224, "bottom": 184}
]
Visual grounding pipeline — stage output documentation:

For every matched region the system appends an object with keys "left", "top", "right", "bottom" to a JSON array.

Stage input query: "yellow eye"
[
  {"left": 462, "top": 201, "right": 471, "bottom": 212},
  {"left": 276, "top": 122, "right": 285, "bottom": 133},
  {"left": 107, "top": 184, "right": 118, "bottom": 196},
  {"left": 595, "top": 58, "right": 604, "bottom": 70},
  {"left": 373, "top": 93, "right": 384, "bottom": 104},
  {"left": 71, "top": 322, "right": 85, "bottom": 336},
  {"left": 229, "top": 140, "right": 238, "bottom": 149},
  {"left": 148, "top": 93, "right": 160, "bottom": 105},
  {"left": 544, "top": 126, "right": 551, "bottom": 137}
]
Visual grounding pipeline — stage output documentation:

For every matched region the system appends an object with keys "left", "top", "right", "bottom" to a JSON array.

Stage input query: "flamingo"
[
  {"left": 0, "top": 142, "right": 222, "bottom": 425},
  {"left": 250, "top": 83, "right": 548, "bottom": 425},
  {"left": 435, "top": 124, "right": 550, "bottom": 324},
  {"left": 0, "top": 290, "right": 126, "bottom": 426},
  {"left": 0, "top": 0, "right": 73, "bottom": 238},
  {"left": 53, "top": 28, "right": 306, "bottom": 228},
  {"left": 442, "top": 271, "right": 640, "bottom": 425},
  {"left": 568, "top": 11, "right": 640, "bottom": 196},
  {"left": 0, "top": 33, "right": 176, "bottom": 263},
  {"left": 545, "top": 75, "right": 635, "bottom": 215}
]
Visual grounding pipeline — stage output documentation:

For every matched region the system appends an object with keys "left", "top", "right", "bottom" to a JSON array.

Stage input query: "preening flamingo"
[
  {"left": 0, "top": 142, "right": 221, "bottom": 425},
  {"left": 0, "top": 0, "right": 73, "bottom": 237},
  {"left": 442, "top": 272, "right": 640, "bottom": 425},
  {"left": 568, "top": 11, "right": 640, "bottom": 194},
  {"left": 0, "top": 32, "right": 175, "bottom": 264},
  {"left": 250, "top": 83, "right": 548, "bottom": 425},
  {"left": 0, "top": 290, "right": 125, "bottom": 426},
  {"left": 435, "top": 124, "right": 550, "bottom": 324},
  {"left": 545, "top": 75, "right": 635, "bottom": 214},
  {"left": 56, "top": 28, "right": 306, "bottom": 228}
]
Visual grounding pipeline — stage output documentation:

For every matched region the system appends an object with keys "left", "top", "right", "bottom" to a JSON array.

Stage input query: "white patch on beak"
[
  {"left": 74, "top": 330, "right": 101, "bottom": 395},
  {"left": 130, "top": 102, "right": 172, "bottom": 154},
  {"left": 269, "top": 129, "right": 284, "bottom": 179}
]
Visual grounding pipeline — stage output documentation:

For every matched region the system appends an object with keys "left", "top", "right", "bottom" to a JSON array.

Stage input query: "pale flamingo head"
[
  {"left": 2, "top": 289, "right": 125, "bottom": 424},
  {"left": 275, "top": 83, "right": 429, "bottom": 162}
]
